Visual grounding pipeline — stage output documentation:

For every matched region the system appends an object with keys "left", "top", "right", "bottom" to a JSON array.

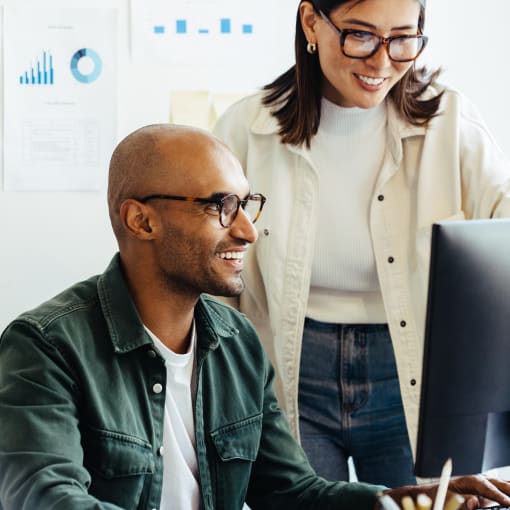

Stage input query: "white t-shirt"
[{"left": 145, "top": 323, "right": 201, "bottom": 510}]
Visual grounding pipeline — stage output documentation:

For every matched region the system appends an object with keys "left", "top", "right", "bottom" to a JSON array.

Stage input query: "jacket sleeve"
[
  {"left": 456, "top": 92, "right": 510, "bottom": 219},
  {"left": 0, "top": 320, "right": 124, "bottom": 510},
  {"left": 245, "top": 356, "right": 385, "bottom": 510}
]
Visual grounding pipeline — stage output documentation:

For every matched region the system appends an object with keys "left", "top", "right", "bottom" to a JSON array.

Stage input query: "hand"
[
  {"left": 448, "top": 474, "right": 510, "bottom": 509},
  {"left": 379, "top": 474, "right": 510, "bottom": 510}
]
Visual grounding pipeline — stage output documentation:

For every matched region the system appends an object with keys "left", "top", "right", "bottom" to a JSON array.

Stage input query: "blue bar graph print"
[
  {"left": 155, "top": 17, "right": 255, "bottom": 36},
  {"left": 19, "top": 50, "right": 54, "bottom": 85},
  {"left": 220, "top": 18, "right": 231, "bottom": 34},
  {"left": 176, "top": 19, "right": 187, "bottom": 34}
]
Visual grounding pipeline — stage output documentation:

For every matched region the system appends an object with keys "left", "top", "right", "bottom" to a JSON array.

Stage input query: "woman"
[{"left": 213, "top": 0, "right": 510, "bottom": 487}]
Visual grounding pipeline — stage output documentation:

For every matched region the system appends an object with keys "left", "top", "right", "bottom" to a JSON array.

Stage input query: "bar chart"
[
  {"left": 131, "top": 0, "right": 295, "bottom": 90},
  {"left": 152, "top": 17, "right": 254, "bottom": 36},
  {"left": 19, "top": 50, "right": 54, "bottom": 85}
]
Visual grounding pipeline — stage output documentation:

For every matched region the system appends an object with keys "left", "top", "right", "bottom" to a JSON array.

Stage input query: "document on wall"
[
  {"left": 130, "top": 0, "right": 295, "bottom": 91},
  {"left": 3, "top": 7, "right": 117, "bottom": 191}
]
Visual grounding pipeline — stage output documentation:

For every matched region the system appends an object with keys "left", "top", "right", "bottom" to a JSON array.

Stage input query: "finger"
[
  {"left": 487, "top": 476, "right": 510, "bottom": 494},
  {"left": 478, "top": 477, "right": 510, "bottom": 505},
  {"left": 463, "top": 496, "right": 482, "bottom": 510},
  {"left": 450, "top": 475, "right": 510, "bottom": 506}
]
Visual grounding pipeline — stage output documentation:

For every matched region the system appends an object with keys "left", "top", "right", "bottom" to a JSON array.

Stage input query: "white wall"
[
  {"left": 0, "top": 0, "right": 118, "bottom": 333},
  {"left": 424, "top": 0, "right": 510, "bottom": 153},
  {"left": 0, "top": 0, "right": 294, "bottom": 330},
  {"left": 0, "top": 0, "right": 509, "bottom": 331}
]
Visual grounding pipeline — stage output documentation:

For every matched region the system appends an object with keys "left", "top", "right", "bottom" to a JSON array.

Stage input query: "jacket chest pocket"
[
  {"left": 82, "top": 426, "right": 154, "bottom": 509},
  {"left": 210, "top": 414, "right": 262, "bottom": 508}
]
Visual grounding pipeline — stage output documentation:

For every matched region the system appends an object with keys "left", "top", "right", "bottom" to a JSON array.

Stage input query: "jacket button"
[
  {"left": 410, "top": 379, "right": 417, "bottom": 386},
  {"left": 158, "top": 446, "right": 165, "bottom": 456},
  {"left": 147, "top": 349, "right": 157, "bottom": 358},
  {"left": 263, "top": 228, "right": 269, "bottom": 236},
  {"left": 388, "top": 256, "right": 394, "bottom": 263},
  {"left": 152, "top": 383, "right": 163, "bottom": 394},
  {"left": 400, "top": 320, "right": 407, "bottom": 327},
  {"left": 377, "top": 194, "right": 385, "bottom": 201}
]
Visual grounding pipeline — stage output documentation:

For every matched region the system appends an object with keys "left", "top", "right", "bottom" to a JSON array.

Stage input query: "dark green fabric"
[{"left": 0, "top": 254, "right": 385, "bottom": 509}]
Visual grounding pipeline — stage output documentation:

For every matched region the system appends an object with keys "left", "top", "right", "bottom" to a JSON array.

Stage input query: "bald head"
[{"left": 107, "top": 123, "right": 237, "bottom": 242}]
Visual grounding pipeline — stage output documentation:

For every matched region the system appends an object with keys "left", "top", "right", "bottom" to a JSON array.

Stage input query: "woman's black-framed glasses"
[
  {"left": 136, "top": 192, "right": 266, "bottom": 228},
  {"left": 319, "top": 10, "right": 428, "bottom": 63}
]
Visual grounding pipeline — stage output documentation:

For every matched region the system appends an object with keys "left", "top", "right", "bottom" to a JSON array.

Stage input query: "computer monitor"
[{"left": 415, "top": 218, "right": 510, "bottom": 477}]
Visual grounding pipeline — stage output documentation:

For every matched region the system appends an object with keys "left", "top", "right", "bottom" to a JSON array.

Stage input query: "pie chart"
[{"left": 70, "top": 48, "right": 102, "bottom": 83}]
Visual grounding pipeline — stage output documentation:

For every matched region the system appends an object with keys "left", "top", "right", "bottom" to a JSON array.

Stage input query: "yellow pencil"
[
  {"left": 416, "top": 493, "right": 433, "bottom": 510},
  {"left": 443, "top": 494, "right": 465, "bottom": 510},
  {"left": 401, "top": 495, "right": 417, "bottom": 510}
]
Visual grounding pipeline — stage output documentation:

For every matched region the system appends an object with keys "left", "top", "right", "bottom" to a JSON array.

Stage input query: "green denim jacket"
[{"left": 0, "top": 254, "right": 384, "bottom": 510}]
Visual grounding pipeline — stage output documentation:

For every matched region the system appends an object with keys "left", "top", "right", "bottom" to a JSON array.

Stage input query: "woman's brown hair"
[{"left": 262, "top": 0, "right": 442, "bottom": 147}]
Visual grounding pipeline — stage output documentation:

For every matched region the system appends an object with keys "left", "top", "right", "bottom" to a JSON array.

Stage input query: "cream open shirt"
[{"left": 213, "top": 86, "right": 510, "bottom": 454}]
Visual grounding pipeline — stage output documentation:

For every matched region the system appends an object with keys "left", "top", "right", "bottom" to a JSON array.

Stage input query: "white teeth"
[
  {"left": 217, "top": 251, "right": 244, "bottom": 260},
  {"left": 358, "top": 74, "right": 385, "bottom": 86}
]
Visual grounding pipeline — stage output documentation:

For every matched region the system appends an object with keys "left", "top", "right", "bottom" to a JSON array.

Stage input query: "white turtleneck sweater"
[{"left": 306, "top": 98, "right": 388, "bottom": 324}]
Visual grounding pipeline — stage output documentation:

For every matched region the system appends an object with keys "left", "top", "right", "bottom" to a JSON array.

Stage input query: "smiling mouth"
[
  {"left": 356, "top": 74, "right": 386, "bottom": 86},
  {"left": 216, "top": 251, "right": 245, "bottom": 260}
]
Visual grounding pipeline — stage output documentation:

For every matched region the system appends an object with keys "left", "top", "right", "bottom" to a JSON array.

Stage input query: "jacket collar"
[
  {"left": 97, "top": 254, "right": 150, "bottom": 354},
  {"left": 195, "top": 296, "right": 241, "bottom": 352},
  {"left": 385, "top": 98, "right": 427, "bottom": 165},
  {"left": 97, "top": 254, "right": 239, "bottom": 354},
  {"left": 251, "top": 95, "right": 281, "bottom": 135}
]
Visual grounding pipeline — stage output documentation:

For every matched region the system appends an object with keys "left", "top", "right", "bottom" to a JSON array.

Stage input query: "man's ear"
[
  {"left": 300, "top": 1, "right": 319, "bottom": 44},
  {"left": 120, "top": 199, "right": 156, "bottom": 240}
]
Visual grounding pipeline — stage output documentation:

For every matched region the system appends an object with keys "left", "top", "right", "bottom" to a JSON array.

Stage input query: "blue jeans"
[{"left": 298, "top": 318, "right": 416, "bottom": 486}]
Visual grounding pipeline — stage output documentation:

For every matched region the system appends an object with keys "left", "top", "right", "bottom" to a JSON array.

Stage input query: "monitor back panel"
[{"left": 415, "top": 218, "right": 510, "bottom": 476}]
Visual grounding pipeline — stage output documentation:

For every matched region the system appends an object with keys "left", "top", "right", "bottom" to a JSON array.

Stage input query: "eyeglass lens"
[
  {"left": 344, "top": 33, "right": 424, "bottom": 61},
  {"left": 221, "top": 195, "right": 263, "bottom": 227}
]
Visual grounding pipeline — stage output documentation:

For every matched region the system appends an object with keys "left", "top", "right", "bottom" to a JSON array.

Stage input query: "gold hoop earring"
[{"left": 306, "top": 42, "right": 317, "bottom": 54}]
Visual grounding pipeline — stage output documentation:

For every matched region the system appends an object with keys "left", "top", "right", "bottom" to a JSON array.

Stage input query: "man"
[{"left": 0, "top": 124, "right": 509, "bottom": 510}]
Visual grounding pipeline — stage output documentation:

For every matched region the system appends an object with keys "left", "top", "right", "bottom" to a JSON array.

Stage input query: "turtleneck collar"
[{"left": 319, "top": 97, "right": 387, "bottom": 136}]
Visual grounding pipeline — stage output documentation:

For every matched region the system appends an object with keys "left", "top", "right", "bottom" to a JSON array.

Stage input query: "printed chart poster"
[
  {"left": 3, "top": 8, "right": 117, "bottom": 191},
  {"left": 130, "top": 0, "right": 295, "bottom": 91}
]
